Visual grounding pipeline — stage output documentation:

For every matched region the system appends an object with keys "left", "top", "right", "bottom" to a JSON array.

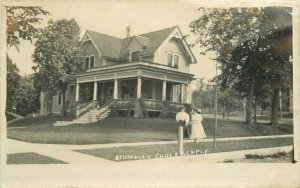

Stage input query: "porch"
[
  {"left": 64, "top": 61, "right": 193, "bottom": 118},
  {"left": 71, "top": 77, "right": 191, "bottom": 118}
]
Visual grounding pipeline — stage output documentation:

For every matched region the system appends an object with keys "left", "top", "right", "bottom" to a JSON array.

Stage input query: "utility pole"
[
  {"left": 279, "top": 88, "right": 283, "bottom": 118},
  {"left": 178, "top": 121, "right": 184, "bottom": 156},
  {"left": 213, "top": 61, "right": 218, "bottom": 148}
]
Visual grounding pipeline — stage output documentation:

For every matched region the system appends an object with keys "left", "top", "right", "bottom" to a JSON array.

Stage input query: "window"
[
  {"left": 121, "top": 85, "right": 130, "bottom": 98},
  {"left": 69, "top": 85, "right": 75, "bottom": 92},
  {"left": 108, "top": 87, "right": 114, "bottom": 97},
  {"left": 84, "top": 55, "right": 95, "bottom": 70},
  {"left": 174, "top": 55, "right": 179, "bottom": 68},
  {"left": 90, "top": 56, "right": 95, "bottom": 68},
  {"left": 167, "top": 53, "right": 180, "bottom": 68},
  {"left": 167, "top": 54, "right": 173, "bottom": 66},
  {"left": 130, "top": 50, "right": 140, "bottom": 62},
  {"left": 85, "top": 57, "right": 89, "bottom": 70},
  {"left": 58, "top": 91, "right": 62, "bottom": 105}
]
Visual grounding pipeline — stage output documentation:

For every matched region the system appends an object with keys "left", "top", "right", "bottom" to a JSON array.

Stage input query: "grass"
[
  {"left": 74, "top": 137, "right": 293, "bottom": 162},
  {"left": 7, "top": 116, "right": 293, "bottom": 145},
  {"left": 224, "top": 151, "right": 294, "bottom": 163},
  {"left": 7, "top": 152, "right": 68, "bottom": 164}
]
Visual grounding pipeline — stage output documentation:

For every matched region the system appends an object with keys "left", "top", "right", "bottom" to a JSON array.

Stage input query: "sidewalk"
[{"left": 7, "top": 134, "right": 293, "bottom": 164}]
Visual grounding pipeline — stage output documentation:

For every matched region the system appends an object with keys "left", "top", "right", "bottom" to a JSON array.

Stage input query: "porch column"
[
  {"left": 101, "top": 83, "right": 105, "bottom": 100},
  {"left": 162, "top": 80, "right": 166, "bottom": 101},
  {"left": 113, "top": 79, "right": 118, "bottom": 100},
  {"left": 187, "top": 83, "right": 191, "bottom": 104},
  {"left": 75, "top": 83, "right": 80, "bottom": 102},
  {"left": 93, "top": 81, "right": 98, "bottom": 108},
  {"left": 137, "top": 76, "right": 142, "bottom": 98},
  {"left": 181, "top": 84, "right": 184, "bottom": 103}
]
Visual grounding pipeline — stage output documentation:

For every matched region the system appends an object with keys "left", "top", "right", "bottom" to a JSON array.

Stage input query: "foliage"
[
  {"left": 6, "top": 55, "right": 21, "bottom": 111},
  {"left": 244, "top": 151, "right": 287, "bottom": 159},
  {"left": 15, "top": 75, "right": 40, "bottom": 116},
  {"left": 6, "top": 6, "right": 49, "bottom": 49},
  {"left": 190, "top": 8, "right": 265, "bottom": 56},
  {"left": 32, "top": 18, "right": 82, "bottom": 92},
  {"left": 192, "top": 79, "right": 215, "bottom": 111},
  {"left": 218, "top": 89, "right": 243, "bottom": 118},
  {"left": 190, "top": 7, "right": 292, "bottom": 125}
]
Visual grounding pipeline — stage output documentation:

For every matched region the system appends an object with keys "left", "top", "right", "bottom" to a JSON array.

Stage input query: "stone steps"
[{"left": 53, "top": 108, "right": 111, "bottom": 126}]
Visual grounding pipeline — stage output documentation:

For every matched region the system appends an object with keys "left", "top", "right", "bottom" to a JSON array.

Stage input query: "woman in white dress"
[{"left": 189, "top": 108, "right": 207, "bottom": 142}]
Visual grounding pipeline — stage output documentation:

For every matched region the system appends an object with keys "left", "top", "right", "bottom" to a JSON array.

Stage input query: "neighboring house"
[{"left": 41, "top": 26, "right": 197, "bottom": 123}]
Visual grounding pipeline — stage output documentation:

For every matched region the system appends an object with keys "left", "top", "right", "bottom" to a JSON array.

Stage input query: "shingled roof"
[{"left": 83, "top": 26, "right": 178, "bottom": 60}]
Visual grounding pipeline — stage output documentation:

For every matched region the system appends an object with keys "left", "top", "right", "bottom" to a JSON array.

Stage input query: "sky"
[{"left": 7, "top": 0, "right": 217, "bottom": 83}]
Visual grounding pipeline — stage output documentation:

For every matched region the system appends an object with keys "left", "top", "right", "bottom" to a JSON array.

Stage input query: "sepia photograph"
[{"left": 1, "top": 0, "right": 299, "bottom": 187}]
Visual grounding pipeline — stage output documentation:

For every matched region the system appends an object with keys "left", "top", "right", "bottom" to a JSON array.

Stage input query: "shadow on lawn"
[{"left": 7, "top": 116, "right": 293, "bottom": 145}]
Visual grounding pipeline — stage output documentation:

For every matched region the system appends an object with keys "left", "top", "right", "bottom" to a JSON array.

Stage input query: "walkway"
[{"left": 7, "top": 134, "right": 293, "bottom": 164}]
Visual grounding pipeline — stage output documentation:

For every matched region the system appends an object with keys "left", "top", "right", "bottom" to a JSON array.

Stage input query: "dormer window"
[
  {"left": 130, "top": 50, "right": 140, "bottom": 62},
  {"left": 167, "top": 54, "right": 173, "bottom": 66},
  {"left": 84, "top": 55, "right": 95, "bottom": 70},
  {"left": 167, "top": 53, "right": 179, "bottom": 68},
  {"left": 174, "top": 55, "right": 179, "bottom": 68}
]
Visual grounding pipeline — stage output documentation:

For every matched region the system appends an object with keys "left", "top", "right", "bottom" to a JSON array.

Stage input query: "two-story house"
[{"left": 41, "top": 26, "right": 197, "bottom": 125}]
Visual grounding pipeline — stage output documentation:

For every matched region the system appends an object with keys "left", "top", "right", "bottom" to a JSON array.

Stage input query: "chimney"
[{"left": 126, "top": 26, "right": 131, "bottom": 37}]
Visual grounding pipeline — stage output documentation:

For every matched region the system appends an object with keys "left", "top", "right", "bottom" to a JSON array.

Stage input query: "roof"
[
  {"left": 83, "top": 26, "right": 179, "bottom": 60},
  {"left": 86, "top": 30, "right": 123, "bottom": 58}
]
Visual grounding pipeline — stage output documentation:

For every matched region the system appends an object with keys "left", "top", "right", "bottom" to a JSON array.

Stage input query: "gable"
[
  {"left": 154, "top": 27, "right": 197, "bottom": 64},
  {"left": 81, "top": 33, "right": 101, "bottom": 57},
  {"left": 79, "top": 26, "right": 196, "bottom": 63}
]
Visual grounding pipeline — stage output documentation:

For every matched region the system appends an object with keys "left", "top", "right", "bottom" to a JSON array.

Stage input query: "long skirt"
[{"left": 190, "top": 121, "right": 207, "bottom": 139}]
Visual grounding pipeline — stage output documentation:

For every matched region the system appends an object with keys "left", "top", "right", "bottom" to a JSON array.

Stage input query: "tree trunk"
[
  {"left": 222, "top": 105, "right": 225, "bottom": 119},
  {"left": 246, "top": 77, "right": 255, "bottom": 126},
  {"left": 253, "top": 99, "right": 256, "bottom": 123},
  {"left": 227, "top": 107, "right": 230, "bottom": 119},
  {"left": 61, "top": 86, "right": 66, "bottom": 117},
  {"left": 271, "top": 88, "right": 280, "bottom": 126}
]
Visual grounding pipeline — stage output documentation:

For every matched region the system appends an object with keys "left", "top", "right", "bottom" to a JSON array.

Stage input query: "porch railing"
[
  {"left": 164, "top": 101, "right": 185, "bottom": 113},
  {"left": 114, "top": 99, "right": 134, "bottom": 110},
  {"left": 77, "top": 101, "right": 93, "bottom": 118},
  {"left": 110, "top": 98, "right": 189, "bottom": 117},
  {"left": 141, "top": 99, "right": 164, "bottom": 111},
  {"left": 96, "top": 99, "right": 113, "bottom": 120}
]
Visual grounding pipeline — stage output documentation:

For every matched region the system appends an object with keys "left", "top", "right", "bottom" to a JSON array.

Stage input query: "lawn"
[
  {"left": 74, "top": 137, "right": 293, "bottom": 162},
  {"left": 7, "top": 152, "right": 68, "bottom": 164},
  {"left": 7, "top": 116, "right": 293, "bottom": 145}
]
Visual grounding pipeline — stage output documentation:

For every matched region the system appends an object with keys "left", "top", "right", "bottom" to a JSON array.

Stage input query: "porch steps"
[{"left": 53, "top": 108, "right": 111, "bottom": 126}]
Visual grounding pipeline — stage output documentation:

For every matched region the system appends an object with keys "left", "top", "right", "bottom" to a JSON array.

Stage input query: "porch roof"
[{"left": 75, "top": 61, "right": 195, "bottom": 84}]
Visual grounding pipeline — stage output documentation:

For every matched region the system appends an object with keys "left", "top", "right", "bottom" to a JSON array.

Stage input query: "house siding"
[
  {"left": 52, "top": 93, "right": 61, "bottom": 114},
  {"left": 82, "top": 41, "right": 102, "bottom": 67},
  {"left": 153, "top": 38, "right": 189, "bottom": 73}
]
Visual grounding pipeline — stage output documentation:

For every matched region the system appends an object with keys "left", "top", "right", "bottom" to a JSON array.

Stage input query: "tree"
[
  {"left": 192, "top": 79, "right": 215, "bottom": 112},
  {"left": 6, "top": 56, "right": 21, "bottom": 112},
  {"left": 6, "top": 6, "right": 49, "bottom": 49},
  {"left": 32, "top": 19, "right": 82, "bottom": 116},
  {"left": 218, "top": 89, "right": 243, "bottom": 119},
  {"left": 190, "top": 7, "right": 292, "bottom": 126},
  {"left": 15, "top": 75, "right": 40, "bottom": 116}
]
